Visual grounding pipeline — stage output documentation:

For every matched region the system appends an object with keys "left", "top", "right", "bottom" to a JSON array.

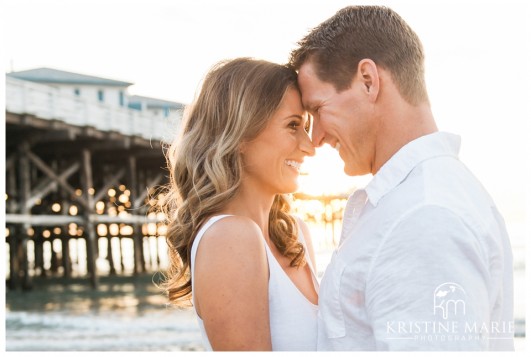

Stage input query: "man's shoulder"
[
  {"left": 372, "top": 156, "right": 502, "bottom": 246},
  {"left": 400, "top": 155, "right": 496, "bottom": 211}
]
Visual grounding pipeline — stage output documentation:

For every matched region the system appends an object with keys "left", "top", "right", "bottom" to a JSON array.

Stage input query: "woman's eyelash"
[{"left": 289, "top": 121, "right": 300, "bottom": 129}]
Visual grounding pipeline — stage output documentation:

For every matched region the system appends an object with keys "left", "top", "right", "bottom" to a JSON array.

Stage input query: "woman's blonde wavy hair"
[{"left": 161, "top": 58, "right": 306, "bottom": 306}]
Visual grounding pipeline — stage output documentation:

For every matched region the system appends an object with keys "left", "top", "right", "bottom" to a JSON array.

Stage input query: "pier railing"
[{"left": 5, "top": 76, "right": 179, "bottom": 143}]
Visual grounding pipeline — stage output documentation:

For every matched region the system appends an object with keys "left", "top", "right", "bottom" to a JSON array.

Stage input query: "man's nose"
[
  {"left": 311, "top": 119, "right": 325, "bottom": 148},
  {"left": 300, "top": 131, "right": 316, "bottom": 157}
]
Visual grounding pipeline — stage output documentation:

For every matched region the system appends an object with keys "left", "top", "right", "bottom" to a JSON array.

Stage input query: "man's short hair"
[{"left": 289, "top": 6, "right": 429, "bottom": 105}]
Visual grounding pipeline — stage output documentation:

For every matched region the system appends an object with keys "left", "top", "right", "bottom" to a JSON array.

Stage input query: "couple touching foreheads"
[{"left": 161, "top": 6, "right": 514, "bottom": 351}]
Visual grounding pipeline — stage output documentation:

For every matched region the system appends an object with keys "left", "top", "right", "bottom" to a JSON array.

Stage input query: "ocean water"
[{"left": 5, "top": 275, "right": 204, "bottom": 351}]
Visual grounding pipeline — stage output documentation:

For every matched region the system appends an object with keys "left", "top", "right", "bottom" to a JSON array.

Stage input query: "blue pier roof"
[
  {"left": 128, "top": 95, "right": 185, "bottom": 110},
  {"left": 7, "top": 67, "right": 133, "bottom": 87}
]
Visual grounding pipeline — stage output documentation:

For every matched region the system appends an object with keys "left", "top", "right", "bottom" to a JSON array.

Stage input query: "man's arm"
[{"left": 366, "top": 205, "right": 492, "bottom": 350}]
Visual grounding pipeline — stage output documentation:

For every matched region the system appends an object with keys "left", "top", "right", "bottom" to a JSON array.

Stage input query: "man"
[{"left": 289, "top": 6, "right": 514, "bottom": 351}]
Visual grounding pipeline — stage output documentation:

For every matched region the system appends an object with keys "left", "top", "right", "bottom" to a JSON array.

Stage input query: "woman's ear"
[{"left": 357, "top": 58, "right": 380, "bottom": 102}]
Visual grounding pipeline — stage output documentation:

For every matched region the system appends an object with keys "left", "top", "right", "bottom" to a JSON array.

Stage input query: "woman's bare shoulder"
[
  {"left": 196, "top": 215, "right": 266, "bottom": 263},
  {"left": 193, "top": 215, "right": 271, "bottom": 349}
]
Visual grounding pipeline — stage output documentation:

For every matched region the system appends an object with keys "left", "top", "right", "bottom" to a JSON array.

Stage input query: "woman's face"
[{"left": 241, "top": 87, "right": 315, "bottom": 195}]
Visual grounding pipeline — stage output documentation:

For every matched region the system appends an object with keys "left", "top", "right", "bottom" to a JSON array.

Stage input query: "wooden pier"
[{"left": 5, "top": 73, "right": 181, "bottom": 290}]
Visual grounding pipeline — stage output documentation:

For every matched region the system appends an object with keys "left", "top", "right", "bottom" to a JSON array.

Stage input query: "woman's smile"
[{"left": 285, "top": 160, "right": 302, "bottom": 172}]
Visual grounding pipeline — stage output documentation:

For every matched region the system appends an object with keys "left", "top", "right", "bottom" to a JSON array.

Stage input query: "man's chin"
[
  {"left": 343, "top": 166, "right": 357, "bottom": 177},
  {"left": 343, "top": 163, "right": 366, "bottom": 177}
]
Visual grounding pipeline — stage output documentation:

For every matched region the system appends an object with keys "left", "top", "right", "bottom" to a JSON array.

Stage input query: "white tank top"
[{"left": 190, "top": 215, "right": 318, "bottom": 351}]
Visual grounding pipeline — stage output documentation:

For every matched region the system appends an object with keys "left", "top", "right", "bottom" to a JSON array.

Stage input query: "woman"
[{"left": 161, "top": 58, "right": 318, "bottom": 351}]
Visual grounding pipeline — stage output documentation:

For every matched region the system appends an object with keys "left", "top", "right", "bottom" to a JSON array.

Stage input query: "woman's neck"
[{"left": 221, "top": 185, "right": 274, "bottom": 240}]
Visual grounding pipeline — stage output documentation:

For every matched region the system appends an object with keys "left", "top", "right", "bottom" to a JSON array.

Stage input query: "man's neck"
[{"left": 372, "top": 102, "right": 437, "bottom": 175}]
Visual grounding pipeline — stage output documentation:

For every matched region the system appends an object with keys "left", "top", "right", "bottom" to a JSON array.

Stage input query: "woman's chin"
[{"left": 280, "top": 182, "right": 299, "bottom": 194}]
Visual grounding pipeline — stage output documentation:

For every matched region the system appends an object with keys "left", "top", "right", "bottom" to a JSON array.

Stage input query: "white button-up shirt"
[{"left": 317, "top": 132, "right": 514, "bottom": 351}]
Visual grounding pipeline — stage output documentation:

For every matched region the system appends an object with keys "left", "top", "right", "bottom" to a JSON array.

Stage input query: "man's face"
[{"left": 297, "top": 61, "right": 376, "bottom": 176}]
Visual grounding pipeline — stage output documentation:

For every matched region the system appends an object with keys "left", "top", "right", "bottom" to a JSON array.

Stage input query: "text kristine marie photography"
[{"left": 385, "top": 282, "right": 514, "bottom": 344}]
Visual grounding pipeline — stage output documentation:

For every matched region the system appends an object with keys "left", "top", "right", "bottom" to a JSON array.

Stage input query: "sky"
[{"left": 2, "top": 0, "right": 530, "bottom": 231}]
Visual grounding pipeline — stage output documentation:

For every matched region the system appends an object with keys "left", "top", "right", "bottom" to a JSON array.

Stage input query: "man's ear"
[{"left": 357, "top": 59, "right": 379, "bottom": 102}]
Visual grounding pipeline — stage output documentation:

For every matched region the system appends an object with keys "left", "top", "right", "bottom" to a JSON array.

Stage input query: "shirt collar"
[{"left": 364, "top": 131, "right": 461, "bottom": 206}]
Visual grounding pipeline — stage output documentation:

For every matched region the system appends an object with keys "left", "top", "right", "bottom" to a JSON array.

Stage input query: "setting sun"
[{"left": 298, "top": 145, "right": 370, "bottom": 197}]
